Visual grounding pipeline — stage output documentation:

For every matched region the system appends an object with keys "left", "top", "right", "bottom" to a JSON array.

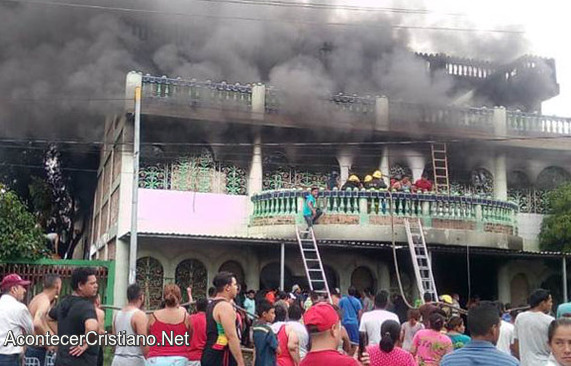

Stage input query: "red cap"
[
  {"left": 0, "top": 274, "right": 31, "bottom": 290},
  {"left": 303, "top": 302, "right": 339, "bottom": 332}
]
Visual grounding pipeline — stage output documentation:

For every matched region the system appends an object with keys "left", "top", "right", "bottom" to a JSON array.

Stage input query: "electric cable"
[{"left": 0, "top": 0, "right": 526, "bottom": 34}]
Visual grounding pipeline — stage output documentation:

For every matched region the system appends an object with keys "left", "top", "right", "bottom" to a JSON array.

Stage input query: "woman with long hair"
[
  {"left": 410, "top": 311, "right": 453, "bottom": 366},
  {"left": 546, "top": 318, "right": 571, "bottom": 366},
  {"left": 367, "top": 320, "right": 415, "bottom": 366},
  {"left": 146, "top": 284, "right": 193, "bottom": 366}
]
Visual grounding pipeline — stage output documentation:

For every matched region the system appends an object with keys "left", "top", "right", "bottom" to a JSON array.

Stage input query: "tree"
[
  {"left": 0, "top": 186, "right": 48, "bottom": 260},
  {"left": 539, "top": 183, "right": 571, "bottom": 252}
]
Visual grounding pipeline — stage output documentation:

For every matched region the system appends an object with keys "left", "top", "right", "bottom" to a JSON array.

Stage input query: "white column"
[
  {"left": 251, "top": 84, "right": 266, "bottom": 121},
  {"left": 375, "top": 96, "right": 389, "bottom": 131},
  {"left": 125, "top": 71, "right": 142, "bottom": 113},
  {"left": 497, "top": 264, "right": 511, "bottom": 304},
  {"left": 337, "top": 149, "right": 354, "bottom": 185},
  {"left": 380, "top": 146, "right": 390, "bottom": 186},
  {"left": 494, "top": 152, "right": 507, "bottom": 200},
  {"left": 248, "top": 134, "right": 263, "bottom": 195},
  {"left": 494, "top": 106, "right": 507, "bottom": 137}
]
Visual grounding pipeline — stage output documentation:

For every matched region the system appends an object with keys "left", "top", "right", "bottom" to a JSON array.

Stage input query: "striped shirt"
[{"left": 440, "top": 340, "right": 520, "bottom": 366}]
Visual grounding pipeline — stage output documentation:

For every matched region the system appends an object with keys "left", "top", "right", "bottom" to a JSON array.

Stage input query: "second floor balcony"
[{"left": 249, "top": 189, "right": 521, "bottom": 250}]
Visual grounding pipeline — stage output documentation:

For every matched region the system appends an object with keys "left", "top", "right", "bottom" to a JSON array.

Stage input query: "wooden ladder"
[{"left": 431, "top": 143, "right": 450, "bottom": 195}]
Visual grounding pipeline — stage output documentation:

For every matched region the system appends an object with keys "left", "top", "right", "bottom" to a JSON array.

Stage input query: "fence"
[{"left": 0, "top": 259, "right": 115, "bottom": 328}]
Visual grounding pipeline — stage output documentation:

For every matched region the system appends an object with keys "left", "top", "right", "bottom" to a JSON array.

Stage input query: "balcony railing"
[
  {"left": 507, "top": 111, "right": 571, "bottom": 135},
  {"left": 139, "top": 74, "right": 571, "bottom": 137},
  {"left": 142, "top": 74, "right": 252, "bottom": 111},
  {"left": 388, "top": 101, "right": 494, "bottom": 131},
  {"left": 250, "top": 189, "right": 518, "bottom": 235}
]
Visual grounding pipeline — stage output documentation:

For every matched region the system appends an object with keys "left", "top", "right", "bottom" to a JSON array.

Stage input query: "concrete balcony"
[
  {"left": 249, "top": 189, "right": 522, "bottom": 250},
  {"left": 134, "top": 73, "right": 571, "bottom": 149}
]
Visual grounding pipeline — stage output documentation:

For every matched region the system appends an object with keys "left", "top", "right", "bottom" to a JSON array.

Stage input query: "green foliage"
[
  {"left": 539, "top": 183, "right": 571, "bottom": 252},
  {"left": 0, "top": 187, "right": 48, "bottom": 260}
]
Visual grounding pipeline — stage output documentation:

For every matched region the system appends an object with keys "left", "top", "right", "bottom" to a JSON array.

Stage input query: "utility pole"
[{"left": 129, "top": 86, "right": 141, "bottom": 284}]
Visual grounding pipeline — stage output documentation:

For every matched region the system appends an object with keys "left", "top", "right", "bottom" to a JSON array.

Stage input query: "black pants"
[{"left": 304, "top": 208, "right": 323, "bottom": 227}]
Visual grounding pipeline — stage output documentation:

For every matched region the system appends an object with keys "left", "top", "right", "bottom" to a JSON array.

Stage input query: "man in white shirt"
[
  {"left": 0, "top": 273, "right": 33, "bottom": 366},
  {"left": 495, "top": 302, "right": 515, "bottom": 356},
  {"left": 359, "top": 290, "right": 399, "bottom": 345},
  {"left": 512, "top": 288, "right": 554, "bottom": 366}
]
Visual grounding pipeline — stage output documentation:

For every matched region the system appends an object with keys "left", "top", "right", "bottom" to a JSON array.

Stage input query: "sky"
[{"left": 350, "top": 0, "right": 568, "bottom": 117}]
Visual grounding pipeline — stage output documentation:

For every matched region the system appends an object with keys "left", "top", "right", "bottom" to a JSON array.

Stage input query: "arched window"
[
  {"left": 510, "top": 273, "right": 529, "bottom": 307},
  {"left": 536, "top": 166, "right": 571, "bottom": 190},
  {"left": 323, "top": 265, "right": 339, "bottom": 290},
  {"left": 136, "top": 256, "right": 164, "bottom": 309},
  {"left": 219, "top": 260, "right": 246, "bottom": 289},
  {"left": 259, "top": 262, "right": 293, "bottom": 291},
  {"left": 175, "top": 259, "right": 207, "bottom": 301},
  {"left": 351, "top": 266, "right": 376, "bottom": 294}
]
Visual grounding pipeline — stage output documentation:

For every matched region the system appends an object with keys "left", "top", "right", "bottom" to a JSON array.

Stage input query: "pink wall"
[{"left": 138, "top": 189, "right": 249, "bottom": 236}]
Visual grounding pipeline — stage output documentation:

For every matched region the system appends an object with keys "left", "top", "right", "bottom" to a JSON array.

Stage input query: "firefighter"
[
  {"left": 370, "top": 170, "right": 388, "bottom": 189},
  {"left": 341, "top": 174, "right": 361, "bottom": 190},
  {"left": 363, "top": 175, "right": 374, "bottom": 189}
]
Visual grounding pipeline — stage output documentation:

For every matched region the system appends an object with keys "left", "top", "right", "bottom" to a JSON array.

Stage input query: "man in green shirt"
[{"left": 303, "top": 187, "right": 322, "bottom": 229}]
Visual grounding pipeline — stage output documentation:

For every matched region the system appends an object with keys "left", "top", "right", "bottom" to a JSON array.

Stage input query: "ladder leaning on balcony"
[
  {"left": 404, "top": 218, "right": 438, "bottom": 302},
  {"left": 295, "top": 226, "right": 331, "bottom": 302},
  {"left": 431, "top": 143, "right": 450, "bottom": 195}
]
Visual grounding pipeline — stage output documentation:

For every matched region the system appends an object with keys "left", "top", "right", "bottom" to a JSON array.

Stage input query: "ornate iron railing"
[
  {"left": 139, "top": 159, "right": 248, "bottom": 195},
  {"left": 251, "top": 189, "right": 518, "bottom": 230},
  {"left": 508, "top": 188, "right": 549, "bottom": 214}
]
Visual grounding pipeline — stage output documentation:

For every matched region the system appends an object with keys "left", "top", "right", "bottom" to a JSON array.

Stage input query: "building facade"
[{"left": 88, "top": 55, "right": 570, "bottom": 309}]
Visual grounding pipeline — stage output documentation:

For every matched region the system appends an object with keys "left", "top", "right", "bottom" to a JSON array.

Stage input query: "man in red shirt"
[
  {"left": 188, "top": 298, "right": 208, "bottom": 365},
  {"left": 300, "top": 302, "right": 370, "bottom": 366},
  {"left": 414, "top": 174, "right": 433, "bottom": 193}
]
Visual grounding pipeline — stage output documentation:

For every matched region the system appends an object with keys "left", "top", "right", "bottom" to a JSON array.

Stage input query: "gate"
[{"left": 0, "top": 259, "right": 115, "bottom": 328}]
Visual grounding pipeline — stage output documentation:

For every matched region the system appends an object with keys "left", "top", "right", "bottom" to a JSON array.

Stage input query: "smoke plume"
[{"left": 0, "top": 0, "right": 530, "bottom": 138}]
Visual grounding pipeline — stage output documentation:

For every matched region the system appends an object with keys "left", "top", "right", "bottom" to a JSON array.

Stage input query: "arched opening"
[
  {"left": 136, "top": 256, "right": 164, "bottom": 310},
  {"left": 219, "top": 260, "right": 246, "bottom": 289},
  {"left": 351, "top": 266, "right": 376, "bottom": 294},
  {"left": 259, "top": 262, "right": 293, "bottom": 291},
  {"left": 510, "top": 273, "right": 530, "bottom": 307},
  {"left": 536, "top": 166, "right": 571, "bottom": 190},
  {"left": 175, "top": 259, "right": 208, "bottom": 301},
  {"left": 508, "top": 170, "right": 531, "bottom": 190},
  {"left": 323, "top": 265, "right": 339, "bottom": 291}
]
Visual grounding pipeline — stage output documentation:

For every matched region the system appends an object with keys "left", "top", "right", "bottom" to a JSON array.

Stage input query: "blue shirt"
[
  {"left": 253, "top": 322, "right": 278, "bottom": 366},
  {"left": 303, "top": 195, "right": 316, "bottom": 216},
  {"left": 338, "top": 296, "right": 362, "bottom": 325},
  {"left": 441, "top": 340, "right": 519, "bottom": 366},
  {"left": 557, "top": 302, "right": 571, "bottom": 318}
]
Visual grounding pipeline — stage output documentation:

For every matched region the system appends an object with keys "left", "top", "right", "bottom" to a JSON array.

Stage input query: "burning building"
[{"left": 87, "top": 48, "right": 570, "bottom": 309}]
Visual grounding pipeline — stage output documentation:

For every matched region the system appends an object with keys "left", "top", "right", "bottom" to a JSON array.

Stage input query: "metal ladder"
[
  {"left": 295, "top": 226, "right": 331, "bottom": 301},
  {"left": 404, "top": 218, "right": 438, "bottom": 302},
  {"left": 431, "top": 143, "right": 450, "bottom": 195}
]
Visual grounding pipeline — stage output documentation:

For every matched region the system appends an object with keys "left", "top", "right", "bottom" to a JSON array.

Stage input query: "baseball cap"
[
  {"left": 292, "top": 284, "right": 300, "bottom": 292},
  {"left": 1, "top": 274, "right": 31, "bottom": 290},
  {"left": 303, "top": 302, "right": 339, "bottom": 332}
]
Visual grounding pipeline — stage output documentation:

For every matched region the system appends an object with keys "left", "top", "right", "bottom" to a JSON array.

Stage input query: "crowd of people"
[
  {"left": 2, "top": 270, "right": 571, "bottom": 366},
  {"left": 328, "top": 170, "right": 434, "bottom": 193}
]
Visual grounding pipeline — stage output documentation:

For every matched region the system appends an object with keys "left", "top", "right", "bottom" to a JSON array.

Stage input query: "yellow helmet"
[
  {"left": 364, "top": 175, "right": 373, "bottom": 183},
  {"left": 348, "top": 174, "right": 360, "bottom": 182},
  {"left": 440, "top": 294, "right": 453, "bottom": 304},
  {"left": 372, "top": 170, "right": 382, "bottom": 179}
]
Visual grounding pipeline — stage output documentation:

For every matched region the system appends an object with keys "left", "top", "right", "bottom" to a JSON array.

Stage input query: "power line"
[
  {"left": 0, "top": 0, "right": 525, "bottom": 34},
  {"left": 0, "top": 162, "right": 97, "bottom": 173},
  {"left": 189, "top": 0, "right": 469, "bottom": 17}
]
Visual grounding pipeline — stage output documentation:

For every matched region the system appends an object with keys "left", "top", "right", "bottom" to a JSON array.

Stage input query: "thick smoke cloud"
[{"left": 0, "top": 0, "right": 529, "bottom": 138}]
